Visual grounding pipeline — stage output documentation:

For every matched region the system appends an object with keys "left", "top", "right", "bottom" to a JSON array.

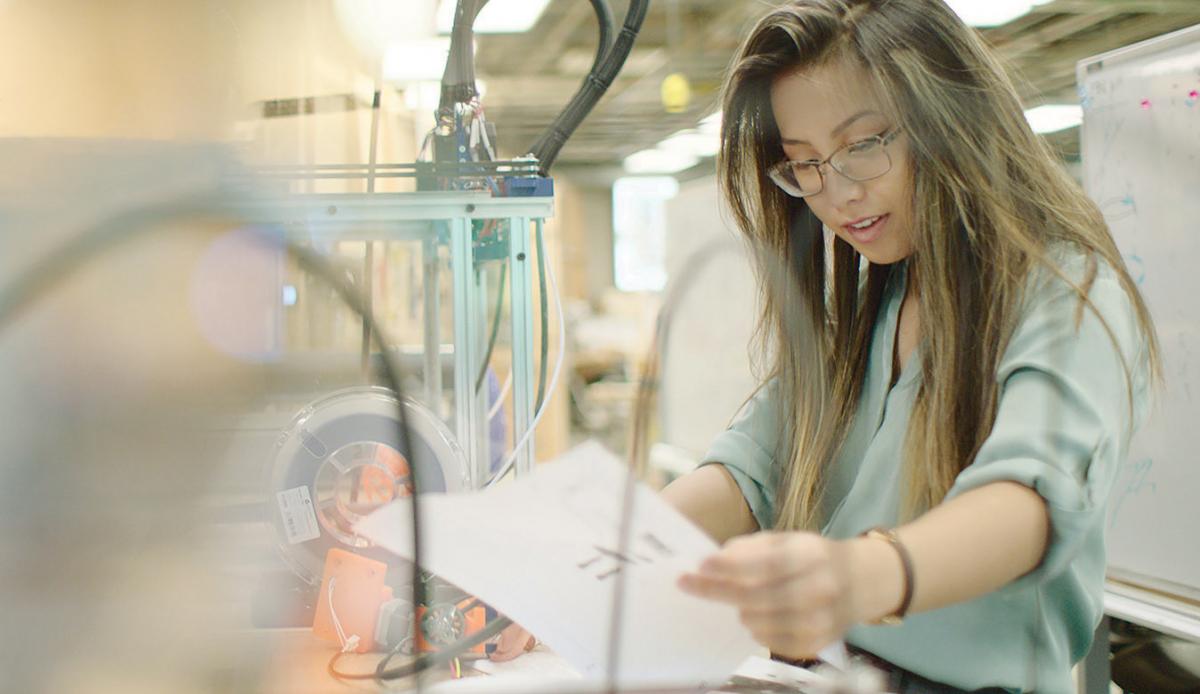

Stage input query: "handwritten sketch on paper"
[{"left": 355, "top": 441, "right": 762, "bottom": 688}]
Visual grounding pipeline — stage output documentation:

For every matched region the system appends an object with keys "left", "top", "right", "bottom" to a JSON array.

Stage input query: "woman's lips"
[{"left": 844, "top": 214, "right": 888, "bottom": 244}]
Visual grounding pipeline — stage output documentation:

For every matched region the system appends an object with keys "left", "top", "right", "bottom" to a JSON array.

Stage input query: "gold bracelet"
[{"left": 864, "top": 527, "right": 914, "bottom": 626}]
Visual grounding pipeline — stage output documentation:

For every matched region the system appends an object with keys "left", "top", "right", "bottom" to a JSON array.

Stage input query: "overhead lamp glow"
[
  {"left": 436, "top": 0, "right": 552, "bottom": 34},
  {"left": 658, "top": 130, "right": 720, "bottom": 158},
  {"left": 1024, "top": 104, "right": 1083, "bottom": 134},
  {"left": 383, "top": 39, "right": 451, "bottom": 82},
  {"left": 623, "top": 149, "right": 700, "bottom": 175},
  {"left": 334, "top": 0, "right": 435, "bottom": 61},
  {"left": 944, "top": 0, "right": 1052, "bottom": 27}
]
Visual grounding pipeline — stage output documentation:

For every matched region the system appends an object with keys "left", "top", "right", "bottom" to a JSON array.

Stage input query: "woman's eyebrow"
[{"left": 780, "top": 110, "right": 883, "bottom": 146}]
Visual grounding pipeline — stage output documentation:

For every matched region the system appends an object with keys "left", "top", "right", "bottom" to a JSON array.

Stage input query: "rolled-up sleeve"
[
  {"left": 700, "top": 379, "right": 783, "bottom": 531},
  {"left": 947, "top": 263, "right": 1150, "bottom": 583}
]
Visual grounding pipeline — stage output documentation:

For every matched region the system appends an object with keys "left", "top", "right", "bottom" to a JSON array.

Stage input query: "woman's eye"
[{"left": 847, "top": 139, "right": 880, "bottom": 155}]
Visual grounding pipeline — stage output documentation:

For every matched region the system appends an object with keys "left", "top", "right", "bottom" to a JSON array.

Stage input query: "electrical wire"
[
  {"left": 0, "top": 190, "right": 430, "bottom": 693},
  {"left": 488, "top": 370, "right": 512, "bottom": 422},
  {"left": 337, "top": 615, "right": 513, "bottom": 683},
  {"left": 361, "top": 85, "right": 384, "bottom": 373},
  {"left": 475, "top": 259, "right": 509, "bottom": 393},
  {"left": 358, "top": 596, "right": 484, "bottom": 682},
  {"left": 327, "top": 577, "right": 361, "bottom": 654},
  {"left": 609, "top": 239, "right": 751, "bottom": 691},
  {"left": 484, "top": 222, "right": 567, "bottom": 487}
]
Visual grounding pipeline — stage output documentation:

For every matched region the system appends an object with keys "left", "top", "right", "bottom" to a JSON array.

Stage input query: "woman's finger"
[
  {"left": 488, "top": 624, "right": 535, "bottom": 662},
  {"left": 679, "top": 568, "right": 832, "bottom": 612},
  {"left": 699, "top": 532, "right": 828, "bottom": 580}
]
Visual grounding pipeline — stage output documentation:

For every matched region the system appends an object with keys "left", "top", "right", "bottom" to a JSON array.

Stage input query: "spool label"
[{"left": 277, "top": 485, "right": 320, "bottom": 544}]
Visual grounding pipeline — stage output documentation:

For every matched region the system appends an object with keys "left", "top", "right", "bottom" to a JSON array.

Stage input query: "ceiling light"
[
  {"left": 698, "top": 111, "right": 722, "bottom": 136},
  {"left": 334, "top": 0, "right": 437, "bottom": 60},
  {"left": 658, "top": 130, "right": 720, "bottom": 158},
  {"left": 1024, "top": 104, "right": 1083, "bottom": 134},
  {"left": 943, "top": 0, "right": 1052, "bottom": 27},
  {"left": 383, "top": 39, "right": 451, "bottom": 82},
  {"left": 623, "top": 149, "right": 700, "bottom": 175},
  {"left": 436, "top": 0, "right": 552, "bottom": 34}
]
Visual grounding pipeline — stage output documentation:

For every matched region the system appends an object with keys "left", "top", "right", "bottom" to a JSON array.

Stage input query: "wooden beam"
[
  {"left": 525, "top": 2, "right": 594, "bottom": 73},
  {"left": 1012, "top": 12, "right": 1200, "bottom": 100},
  {"left": 1035, "top": 0, "right": 1200, "bottom": 14},
  {"left": 599, "top": 2, "right": 756, "bottom": 108},
  {"left": 981, "top": 8, "right": 1057, "bottom": 46},
  {"left": 992, "top": 10, "right": 1119, "bottom": 59}
]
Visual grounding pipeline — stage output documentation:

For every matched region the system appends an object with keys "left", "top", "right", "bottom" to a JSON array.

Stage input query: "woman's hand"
[
  {"left": 488, "top": 623, "right": 536, "bottom": 662},
  {"left": 677, "top": 531, "right": 891, "bottom": 660}
]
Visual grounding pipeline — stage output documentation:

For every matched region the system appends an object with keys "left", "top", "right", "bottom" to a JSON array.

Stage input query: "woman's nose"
[{"left": 821, "top": 165, "right": 866, "bottom": 208}]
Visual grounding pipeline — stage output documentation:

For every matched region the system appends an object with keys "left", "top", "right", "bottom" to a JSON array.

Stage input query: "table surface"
[{"left": 251, "top": 628, "right": 471, "bottom": 694}]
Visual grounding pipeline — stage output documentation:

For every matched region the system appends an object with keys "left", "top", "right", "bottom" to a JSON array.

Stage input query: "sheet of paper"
[
  {"left": 819, "top": 640, "right": 849, "bottom": 671},
  {"left": 419, "top": 654, "right": 858, "bottom": 694},
  {"left": 355, "top": 441, "right": 762, "bottom": 689},
  {"left": 729, "top": 655, "right": 829, "bottom": 689},
  {"left": 472, "top": 647, "right": 583, "bottom": 679}
]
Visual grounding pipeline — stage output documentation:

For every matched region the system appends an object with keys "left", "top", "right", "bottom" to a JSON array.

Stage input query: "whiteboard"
[{"left": 1078, "top": 23, "right": 1200, "bottom": 604}]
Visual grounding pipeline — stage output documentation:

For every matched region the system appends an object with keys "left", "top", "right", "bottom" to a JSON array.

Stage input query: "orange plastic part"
[
  {"left": 312, "top": 548, "right": 392, "bottom": 653},
  {"left": 414, "top": 600, "right": 488, "bottom": 655},
  {"left": 357, "top": 446, "right": 413, "bottom": 505}
]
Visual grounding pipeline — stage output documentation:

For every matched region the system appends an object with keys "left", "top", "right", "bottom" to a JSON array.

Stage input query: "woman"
[{"left": 667, "top": 1, "right": 1158, "bottom": 692}]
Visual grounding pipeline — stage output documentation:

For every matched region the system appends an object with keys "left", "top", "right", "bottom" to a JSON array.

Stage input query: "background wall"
[{"left": 659, "top": 175, "right": 760, "bottom": 460}]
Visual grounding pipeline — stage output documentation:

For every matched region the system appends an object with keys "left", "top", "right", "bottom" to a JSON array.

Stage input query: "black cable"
[
  {"left": 0, "top": 190, "right": 429, "bottom": 693},
  {"left": 372, "top": 597, "right": 492, "bottom": 679},
  {"left": 439, "top": 0, "right": 487, "bottom": 115},
  {"left": 528, "top": 0, "right": 650, "bottom": 174},
  {"left": 611, "top": 239, "right": 750, "bottom": 692},
  {"left": 534, "top": 222, "right": 550, "bottom": 412},
  {"left": 343, "top": 615, "right": 513, "bottom": 683},
  {"left": 480, "top": 219, "right": 553, "bottom": 489},
  {"left": 526, "top": 0, "right": 617, "bottom": 171},
  {"left": 475, "top": 259, "right": 509, "bottom": 393},
  {"left": 361, "top": 86, "right": 383, "bottom": 373},
  {"left": 590, "top": 0, "right": 616, "bottom": 70}
]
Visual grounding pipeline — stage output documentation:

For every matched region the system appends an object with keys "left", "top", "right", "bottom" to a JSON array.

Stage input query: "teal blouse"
[{"left": 701, "top": 253, "right": 1150, "bottom": 693}]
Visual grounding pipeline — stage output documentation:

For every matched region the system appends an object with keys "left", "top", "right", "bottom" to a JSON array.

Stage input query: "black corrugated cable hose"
[
  {"left": 439, "top": 0, "right": 487, "bottom": 114},
  {"left": 590, "top": 0, "right": 616, "bottom": 69},
  {"left": 529, "top": 0, "right": 650, "bottom": 174}
]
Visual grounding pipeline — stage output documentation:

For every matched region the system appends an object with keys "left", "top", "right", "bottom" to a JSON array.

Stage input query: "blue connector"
[{"left": 501, "top": 176, "right": 554, "bottom": 198}]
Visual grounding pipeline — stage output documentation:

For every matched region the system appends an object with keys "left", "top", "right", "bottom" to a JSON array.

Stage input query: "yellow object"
[{"left": 661, "top": 73, "right": 692, "bottom": 113}]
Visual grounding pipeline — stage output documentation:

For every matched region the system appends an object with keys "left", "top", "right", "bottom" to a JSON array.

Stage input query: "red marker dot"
[
  {"left": 1140, "top": 99, "right": 1152, "bottom": 110},
  {"left": 1190, "top": 90, "right": 1200, "bottom": 100}
]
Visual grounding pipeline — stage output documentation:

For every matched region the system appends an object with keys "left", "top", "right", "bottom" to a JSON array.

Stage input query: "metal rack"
[{"left": 235, "top": 186, "right": 553, "bottom": 489}]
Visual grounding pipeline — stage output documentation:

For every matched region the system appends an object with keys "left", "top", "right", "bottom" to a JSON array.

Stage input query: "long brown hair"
[{"left": 718, "top": 0, "right": 1160, "bottom": 530}]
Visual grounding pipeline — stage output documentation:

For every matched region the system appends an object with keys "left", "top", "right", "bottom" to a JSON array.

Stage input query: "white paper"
[
  {"left": 730, "top": 655, "right": 829, "bottom": 689},
  {"left": 818, "top": 640, "right": 849, "bottom": 671},
  {"left": 416, "top": 653, "right": 856, "bottom": 694},
  {"left": 355, "top": 441, "right": 762, "bottom": 689},
  {"left": 473, "top": 647, "right": 583, "bottom": 679},
  {"left": 471, "top": 652, "right": 843, "bottom": 690}
]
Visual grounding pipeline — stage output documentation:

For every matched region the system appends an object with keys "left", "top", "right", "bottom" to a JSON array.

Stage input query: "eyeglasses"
[{"left": 767, "top": 128, "right": 902, "bottom": 198}]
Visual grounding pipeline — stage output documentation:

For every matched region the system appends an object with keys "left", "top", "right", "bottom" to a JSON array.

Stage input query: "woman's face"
[{"left": 769, "top": 60, "right": 915, "bottom": 265}]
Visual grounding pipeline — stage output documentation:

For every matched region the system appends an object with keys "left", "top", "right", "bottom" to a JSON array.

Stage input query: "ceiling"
[{"left": 464, "top": 0, "right": 1200, "bottom": 170}]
